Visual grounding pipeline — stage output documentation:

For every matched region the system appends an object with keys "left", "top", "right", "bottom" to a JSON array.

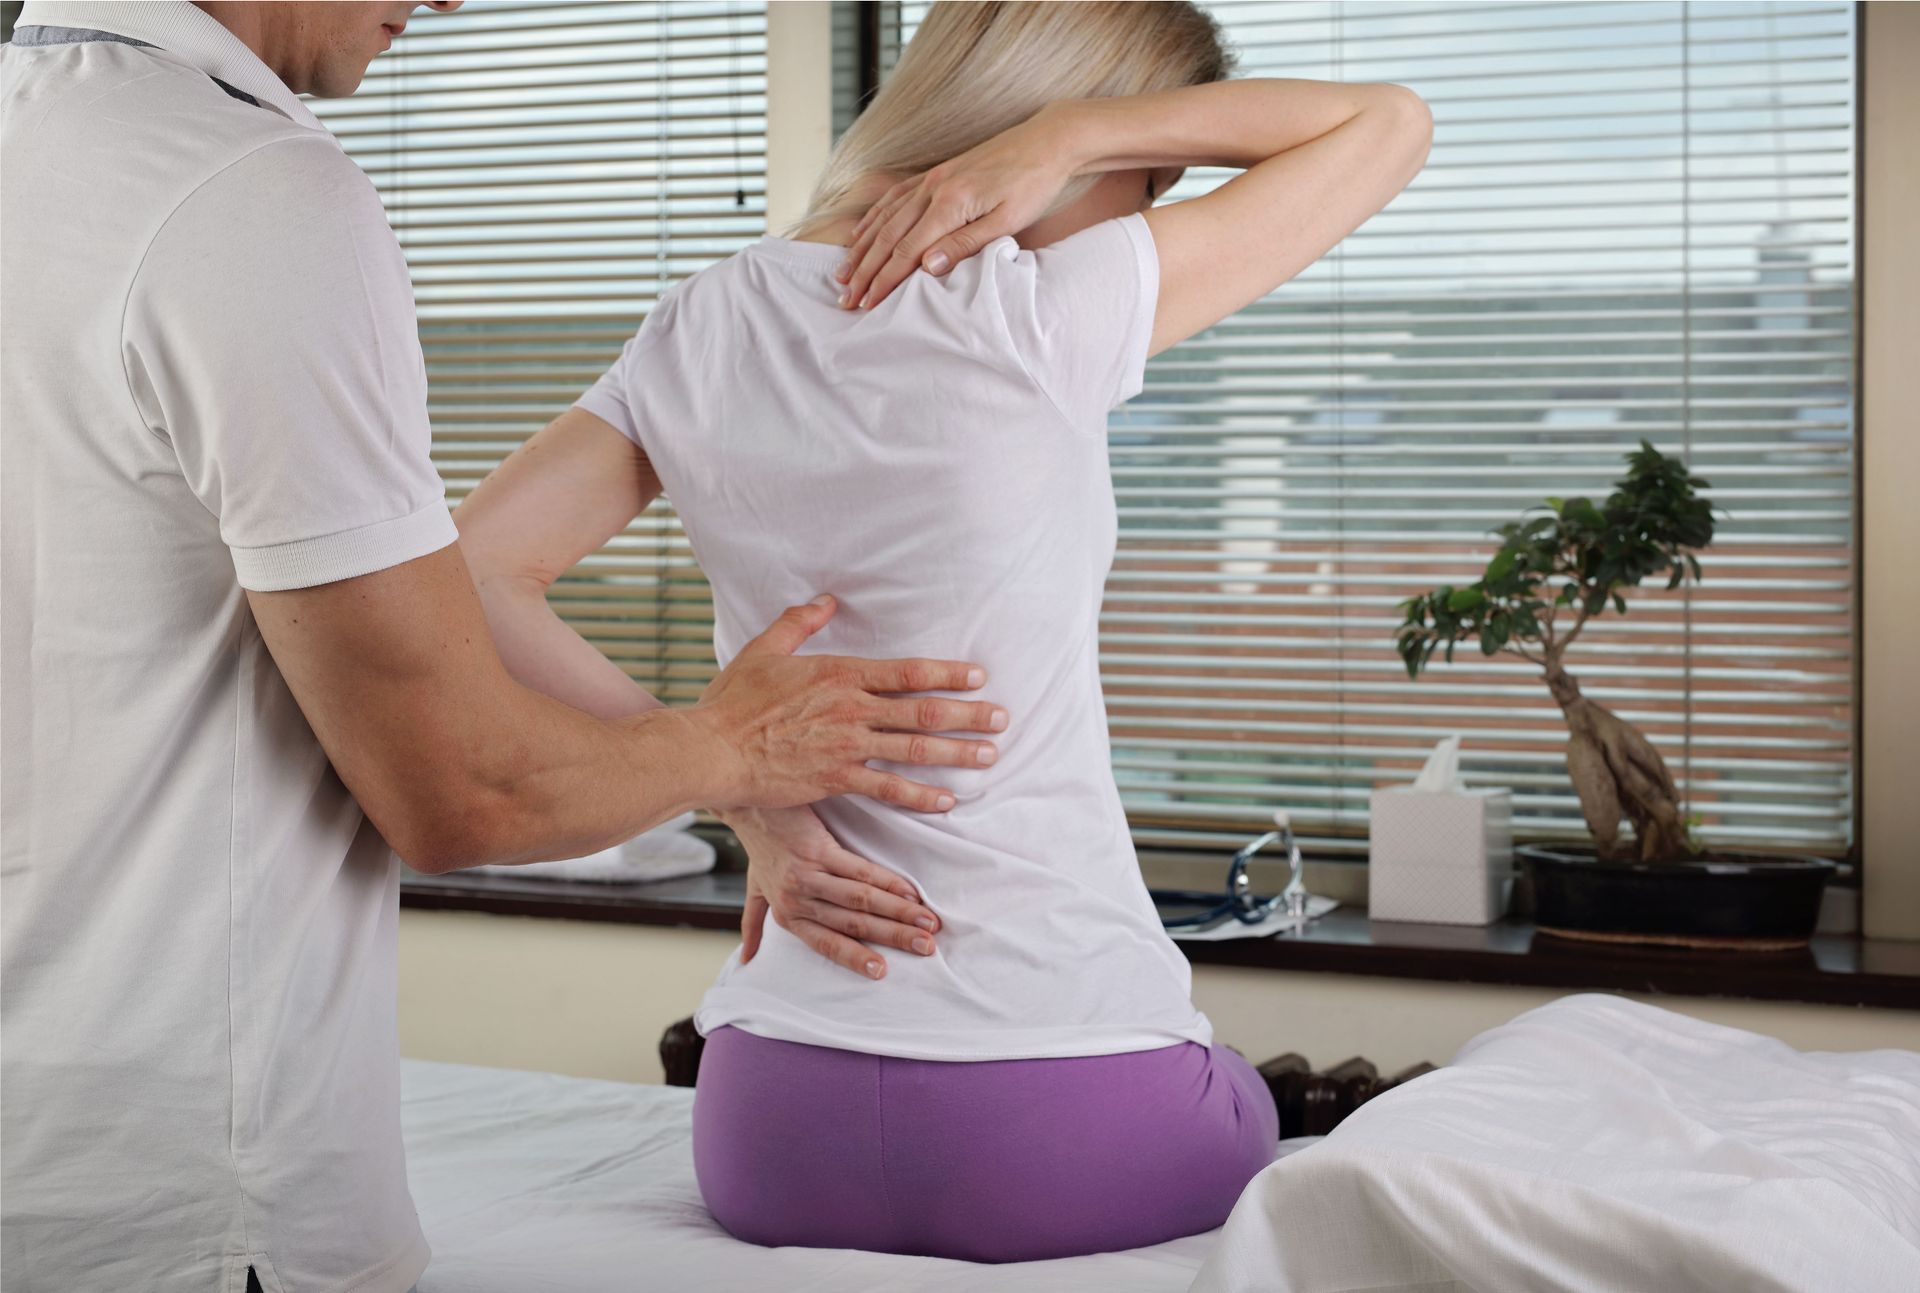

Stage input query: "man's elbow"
[{"left": 380, "top": 791, "right": 525, "bottom": 875}]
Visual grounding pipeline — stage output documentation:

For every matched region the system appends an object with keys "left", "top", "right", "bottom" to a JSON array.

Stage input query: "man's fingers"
[
  {"left": 841, "top": 766, "right": 957, "bottom": 813},
  {"left": 739, "top": 890, "right": 769, "bottom": 964},
  {"left": 873, "top": 695, "right": 1009, "bottom": 737},
  {"left": 845, "top": 656, "right": 987, "bottom": 695},
  {"left": 867, "top": 731, "right": 998, "bottom": 770},
  {"left": 737, "top": 594, "right": 836, "bottom": 659}
]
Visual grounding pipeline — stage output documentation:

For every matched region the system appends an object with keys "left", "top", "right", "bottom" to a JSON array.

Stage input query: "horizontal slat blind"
[
  {"left": 309, "top": 0, "right": 760, "bottom": 710},
  {"left": 893, "top": 1, "right": 1856, "bottom": 857}
]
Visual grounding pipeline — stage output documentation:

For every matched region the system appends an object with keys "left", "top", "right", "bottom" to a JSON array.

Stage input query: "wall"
[
  {"left": 398, "top": 909, "right": 1920, "bottom": 1084},
  {"left": 1859, "top": 0, "right": 1920, "bottom": 939},
  {"left": 763, "top": 1, "right": 836, "bottom": 234}
]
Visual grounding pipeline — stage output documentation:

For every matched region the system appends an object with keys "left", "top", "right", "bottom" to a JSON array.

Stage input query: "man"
[{"left": 0, "top": 4, "right": 1005, "bottom": 1288}]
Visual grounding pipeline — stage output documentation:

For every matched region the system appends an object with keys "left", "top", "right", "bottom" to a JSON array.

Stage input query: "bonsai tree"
[{"left": 1393, "top": 441, "right": 1717, "bottom": 863}]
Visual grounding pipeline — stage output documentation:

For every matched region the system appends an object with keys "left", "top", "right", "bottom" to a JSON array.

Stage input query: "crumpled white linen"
[
  {"left": 469, "top": 812, "right": 716, "bottom": 884},
  {"left": 403, "top": 1059, "right": 1320, "bottom": 1292},
  {"left": 1189, "top": 993, "right": 1920, "bottom": 1293}
]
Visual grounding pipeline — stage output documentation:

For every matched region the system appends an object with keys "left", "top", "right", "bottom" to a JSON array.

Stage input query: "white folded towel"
[{"left": 470, "top": 812, "right": 717, "bottom": 885}]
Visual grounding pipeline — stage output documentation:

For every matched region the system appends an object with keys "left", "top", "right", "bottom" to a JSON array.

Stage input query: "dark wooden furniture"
[{"left": 656, "top": 1015, "right": 1436, "bottom": 1140}]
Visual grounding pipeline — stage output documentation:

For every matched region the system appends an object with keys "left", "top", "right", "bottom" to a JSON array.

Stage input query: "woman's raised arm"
[
  {"left": 839, "top": 78, "right": 1432, "bottom": 351},
  {"left": 1127, "top": 79, "right": 1431, "bottom": 355}
]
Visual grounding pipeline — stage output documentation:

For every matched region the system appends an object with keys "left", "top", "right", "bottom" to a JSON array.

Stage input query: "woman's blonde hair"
[{"left": 794, "top": 1, "right": 1234, "bottom": 236}]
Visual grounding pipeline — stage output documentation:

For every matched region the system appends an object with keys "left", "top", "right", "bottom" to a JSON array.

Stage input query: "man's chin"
[{"left": 311, "top": 64, "right": 376, "bottom": 99}]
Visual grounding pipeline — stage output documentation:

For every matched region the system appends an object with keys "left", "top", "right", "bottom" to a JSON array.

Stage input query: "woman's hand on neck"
[{"left": 788, "top": 174, "right": 909, "bottom": 248}]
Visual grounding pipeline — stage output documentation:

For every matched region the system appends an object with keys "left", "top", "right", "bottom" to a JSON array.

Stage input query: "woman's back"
[{"left": 578, "top": 214, "right": 1209, "bottom": 1061}]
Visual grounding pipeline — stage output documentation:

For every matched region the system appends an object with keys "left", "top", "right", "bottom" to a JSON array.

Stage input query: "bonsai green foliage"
[{"left": 1393, "top": 442, "right": 1717, "bottom": 863}]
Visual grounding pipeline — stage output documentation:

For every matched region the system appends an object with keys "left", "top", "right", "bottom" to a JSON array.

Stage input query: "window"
[
  {"left": 309, "top": 0, "right": 765, "bottom": 709},
  {"left": 319, "top": 0, "right": 1856, "bottom": 865},
  {"left": 889, "top": 0, "right": 1857, "bottom": 860}
]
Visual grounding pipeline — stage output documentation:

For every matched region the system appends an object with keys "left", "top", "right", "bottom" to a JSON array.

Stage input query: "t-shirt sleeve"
[
  {"left": 123, "top": 135, "right": 456, "bottom": 593},
  {"left": 573, "top": 335, "right": 642, "bottom": 444},
  {"left": 994, "top": 212, "right": 1161, "bottom": 429},
  {"left": 572, "top": 291, "right": 682, "bottom": 447}
]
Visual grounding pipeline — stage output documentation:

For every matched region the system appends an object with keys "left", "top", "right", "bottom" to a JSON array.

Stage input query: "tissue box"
[{"left": 1368, "top": 787, "right": 1514, "bottom": 925}]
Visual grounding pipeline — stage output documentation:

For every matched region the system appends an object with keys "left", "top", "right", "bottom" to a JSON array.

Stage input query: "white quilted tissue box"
[{"left": 1368, "top": 787, "right": 1514, "bottom": 925}]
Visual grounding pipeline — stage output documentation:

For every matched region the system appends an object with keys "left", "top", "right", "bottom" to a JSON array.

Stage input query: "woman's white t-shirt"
[{"left": 577, "top": 213, "right": 1212, "bottom": 1061}]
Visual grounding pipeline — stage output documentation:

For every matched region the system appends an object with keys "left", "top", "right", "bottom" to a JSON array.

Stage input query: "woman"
[{"left": 455, "top": 0, "right": 1431, "bottom": 1263}]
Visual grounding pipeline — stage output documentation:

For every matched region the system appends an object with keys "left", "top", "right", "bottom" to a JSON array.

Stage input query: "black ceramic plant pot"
[{"left": 1520, "top": 844, "right": 1837, "bottom": 949}]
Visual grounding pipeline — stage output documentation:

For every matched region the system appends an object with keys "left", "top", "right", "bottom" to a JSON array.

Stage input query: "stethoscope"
[{"left": 1151, "top": 811, "right": 1313, "bottom": 933}]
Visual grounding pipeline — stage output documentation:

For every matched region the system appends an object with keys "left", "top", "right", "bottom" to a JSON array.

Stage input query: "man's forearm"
[
  {"left": 419, "top": 684, "right": 726, "bottom": 872},
  {"left": 400, "top": 573, "right": 702, "bottom": 871}
]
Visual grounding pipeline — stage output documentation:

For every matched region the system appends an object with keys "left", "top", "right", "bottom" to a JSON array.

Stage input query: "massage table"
[
  {"left": 401, "top": 1058, "right": 1313, "bottom": 1292},
  {"left": 403, "top": 996, "right": 1920, "bottom": 1292}
]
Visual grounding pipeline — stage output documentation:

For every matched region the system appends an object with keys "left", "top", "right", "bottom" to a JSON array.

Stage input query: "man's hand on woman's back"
[
  {"left": 686, "top": 593, "right": 1005, "bottom": 815},
  {"left": 249, "top": 545, "right": 1006, "bottom": 877}
]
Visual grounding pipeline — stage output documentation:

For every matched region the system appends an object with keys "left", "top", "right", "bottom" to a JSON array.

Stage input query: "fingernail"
[
  {"left": 936, "top": 793, "right": 956, "bottom": 811},
  {"left": 913, "top": 937, "right": 934, "bottom": 955},
  {"left": 838, "top": 289, "right": 852, "bottom": 308},
  {"left": 858, "top": 294, "right": 873, "bottom": 310},
  {"left": 915, "top": 916, "right": 937, "bottom": 931},
  {"left": 810, "top": 593, "right": 833, "bottom": 607},
  {"left": 835, "top": 260, "right": 851, "bottom": 281},
  {"left": 925, "top": 250, "right": 950, "bottom": 273},
  {"left": 966, "top": 667, "right": 986, "bottom": 688},
  {"left": 990, "top": 709, "right": 1009, "bottom": 732},
  {"left": 866, "top": 960, "right": 884, "bottom": 979},
  {"left": 976, "top": 745, "right": 997, "bottom": 767}
]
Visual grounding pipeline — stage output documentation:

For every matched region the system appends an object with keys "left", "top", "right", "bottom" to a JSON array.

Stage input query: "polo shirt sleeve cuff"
[{"left": 229, "top": 500, "right": 459, "bottom": 592}]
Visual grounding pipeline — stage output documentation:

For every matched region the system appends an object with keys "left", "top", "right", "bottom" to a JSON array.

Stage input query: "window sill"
[{"left": 400, "top": 865, "right": 1920, "bottom": 1013}]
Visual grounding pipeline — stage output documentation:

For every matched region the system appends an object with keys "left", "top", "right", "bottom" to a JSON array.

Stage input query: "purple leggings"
[{"left": 691, "top": 1025, "right": 1279, "bottom": 1263}]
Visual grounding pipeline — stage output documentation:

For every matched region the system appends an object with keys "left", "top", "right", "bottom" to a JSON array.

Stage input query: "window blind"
[
  {"left": 313, "top": 0, "right": 1855, "bottom": 864},
  {"left": 890, "top": 1, "right": 1856, "bottom": 858},
  {"left": 308, "top": 0, "right": 764, "bottom": 709}
]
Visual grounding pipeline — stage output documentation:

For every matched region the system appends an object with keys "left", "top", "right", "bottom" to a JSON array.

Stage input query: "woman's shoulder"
[
  {"left": 972, "top": 213, "right": 1152, "bottom": 271},
  {"left": 955, "top": 215, "right": 1161, "bottom": 427}
]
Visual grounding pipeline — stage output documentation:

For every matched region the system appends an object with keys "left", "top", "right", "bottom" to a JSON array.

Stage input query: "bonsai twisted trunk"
[{"left": 1542, "top": 663, "right": 1690, "bottom": 863}]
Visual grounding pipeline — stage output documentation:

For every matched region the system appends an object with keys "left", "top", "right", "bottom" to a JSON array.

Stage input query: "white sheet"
[
  {"left": 1191, "top": 994, "right": 1920, "bottom": 1293},
  {"left": 402, "top": 1059, "right": 1286, "bottom": 1292},
  {"left": 468, "top": 813, "right": 716, "bottom": 884}
]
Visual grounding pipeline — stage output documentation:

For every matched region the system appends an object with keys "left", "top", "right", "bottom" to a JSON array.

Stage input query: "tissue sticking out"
[{"left": 1412, "top": 733, "right": 1466, "bottom": 793}]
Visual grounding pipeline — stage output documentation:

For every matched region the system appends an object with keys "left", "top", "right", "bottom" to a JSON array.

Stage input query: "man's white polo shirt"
[{"left": 2, "top": 4, "right": 455, "bottom": 1289}]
